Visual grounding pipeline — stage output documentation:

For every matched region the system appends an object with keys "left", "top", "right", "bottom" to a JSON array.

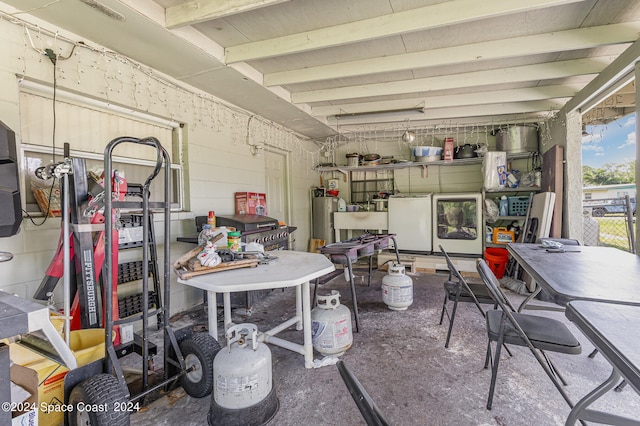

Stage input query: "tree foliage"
[{"left": 582, "top": 161, "right": 635, "bottom": 185}]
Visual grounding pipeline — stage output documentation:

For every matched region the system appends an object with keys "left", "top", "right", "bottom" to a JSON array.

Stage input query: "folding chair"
[
  {"left": 476, "top": 259, "right": 582, "bottom": 411},
  {"left": 337, "top": 361, "right": 390, "bottom": 426},
  {"left": 438, "top": 245, "right": 498, "bottom": 348}
]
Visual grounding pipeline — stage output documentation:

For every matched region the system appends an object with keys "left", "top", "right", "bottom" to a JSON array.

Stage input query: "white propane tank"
[
  {"left": 311, "top": 290, "right": 353, "bottom": 356},
  {"left": 213, "top": 324, "right": 273, "bottom": 410},
  {"left": 382, "top": 263, "right": 413, "bottom": 310}
]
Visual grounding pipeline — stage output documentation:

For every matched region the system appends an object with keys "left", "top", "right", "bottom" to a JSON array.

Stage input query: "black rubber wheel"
[
  {"left": 68, "top": 374, "right": 130, "bottom": 426},
  {"left": 592, "top": 208, "right": 605, "bottom": 217},
  {"left": 179, "top": 332, "right": 221, "bottom": 398},
  {"left": 166, "top": 326, "right": 195, "bottom": 381}
]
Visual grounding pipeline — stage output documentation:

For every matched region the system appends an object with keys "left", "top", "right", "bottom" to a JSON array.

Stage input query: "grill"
[{"left": 198, "top": 214, "right": 296, "bottom": 251}]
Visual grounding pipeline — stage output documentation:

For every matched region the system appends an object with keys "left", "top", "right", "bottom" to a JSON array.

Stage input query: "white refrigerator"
[{"left": 388, "top": 194, "right": 432, "bottom": 253}]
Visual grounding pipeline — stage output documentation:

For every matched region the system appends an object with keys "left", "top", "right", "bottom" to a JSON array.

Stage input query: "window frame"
[{"left": 21, "top": 143, "right": 183, "bottom": 216}]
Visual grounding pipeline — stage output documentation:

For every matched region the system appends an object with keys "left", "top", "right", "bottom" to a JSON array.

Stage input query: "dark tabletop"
[
  {"left": 507, "top": 243, "right": 640, "bottom": 306},
  {"left": 566, "top": 300, "right": 640, "bottom": 394}
]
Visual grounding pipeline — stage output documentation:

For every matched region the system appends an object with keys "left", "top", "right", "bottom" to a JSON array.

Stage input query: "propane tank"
[
  {"left": 382, "top": 263, "right": 413, "bottom": 310},
  {"left": 311, "top": 290, "right": 353, "bottom": 356},
  {"left": 209, "top": 324, "right": 279, "bottom": 426}
]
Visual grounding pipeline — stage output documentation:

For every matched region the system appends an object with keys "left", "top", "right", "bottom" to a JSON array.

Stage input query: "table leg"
[
  {"left": 301, "top": 282, "right": 314, "bottom": 369},
  {"left": 207, "top": 291, "right": 218, "bottom": 340},
  {"left": 517, "top": 284, "right": 541, "bottom": 312},
  {"left": 346, "top": 256, "right": 361, "bottom": 333},
  {"left": 223, "top": 292, "right": 232, "bottom": 335},
  {"left": 367, "top": 255, "right": 373, "bottom": 287},
  {"left": 565, "top": 368, "right": 632, "bottom": 425},
  {"left": 295, "top": 284, "right": 303, "bottom": 330}
]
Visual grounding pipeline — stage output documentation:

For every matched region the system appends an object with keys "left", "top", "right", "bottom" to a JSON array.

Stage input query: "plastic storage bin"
[{"left": 508, "top": 196, "right": 530, "bottom": 216}]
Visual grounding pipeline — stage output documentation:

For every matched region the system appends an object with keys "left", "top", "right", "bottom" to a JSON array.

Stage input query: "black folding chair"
[
  {"left": 438, "top": 245, "right": 498, "bottom": 348},
  {"left": 476, "top": 259, "right": 582, "bottom": 411},
  {"left": 337, "top": 361, "right": 390, "bottom": 426}
]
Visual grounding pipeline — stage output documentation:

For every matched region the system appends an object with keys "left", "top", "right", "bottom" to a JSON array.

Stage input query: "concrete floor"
[{"left": 130, "top": 266, "right": 640, "bottom": 425}]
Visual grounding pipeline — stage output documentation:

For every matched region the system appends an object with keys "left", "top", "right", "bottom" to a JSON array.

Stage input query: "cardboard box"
[
  {"left": 235, "top": 192, "right": 267, "bottom": 216},
  {"left": 443, "top": 137, "right": 454, "bottom": 161},
  {"left": 10, "top": 329, "right": 105, "bottom": 426},
  {"left": 11, "top": 364, "right": 38, "bottom": 426}
]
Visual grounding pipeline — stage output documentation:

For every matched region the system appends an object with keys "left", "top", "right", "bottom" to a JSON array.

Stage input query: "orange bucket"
[{"left": 484, "top": 248, "right": 509, "bottom": 279}]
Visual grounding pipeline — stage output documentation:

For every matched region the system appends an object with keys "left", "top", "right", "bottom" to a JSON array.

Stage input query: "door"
[{"left": 265, "top": 148, "right": 289, "bottom": 225}]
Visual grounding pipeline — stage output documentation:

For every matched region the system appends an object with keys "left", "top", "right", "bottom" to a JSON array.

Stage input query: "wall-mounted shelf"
[
  {"left": 488, "top": 215, "right": 530, "bottom": 221},
  {"left": 483, "top": 186, "right": 541, "bottom": 193},
  {"left": 315, "top": 151, "right": 537, "bottom": 175}
]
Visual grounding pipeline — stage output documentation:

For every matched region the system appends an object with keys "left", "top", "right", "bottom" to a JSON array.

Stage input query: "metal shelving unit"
[
  {"left": 315, "top": 151, "right": 536, "bottom": 174},
  {"left": 483, "top": 187, "right": 540, "bottom": 249}
]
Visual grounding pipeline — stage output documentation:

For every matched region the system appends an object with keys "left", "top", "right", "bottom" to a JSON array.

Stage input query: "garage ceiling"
[{"left": 2, "top": 0, "right": 640, "bottom": 140}]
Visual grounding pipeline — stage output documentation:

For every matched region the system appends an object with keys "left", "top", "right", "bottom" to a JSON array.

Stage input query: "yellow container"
[
  {"left": 492, "top": 227, "right": 515, "bottom": 244},
  {"left": 10, "top": 329, "right": 106, "bottom": 426}
]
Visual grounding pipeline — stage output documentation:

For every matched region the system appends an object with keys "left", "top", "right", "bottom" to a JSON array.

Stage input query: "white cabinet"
[
  {"left": 388, "top": 194, "right": 432, "bottom": 252},
  {"left": 334, "top": 212, "right": 388, "bottom": 241}
]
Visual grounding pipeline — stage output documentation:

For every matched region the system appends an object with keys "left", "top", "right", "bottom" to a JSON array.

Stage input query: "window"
[
  {"left": 23, "top": 145, "right": 182, "bottom": 215},
  {"left": 18, "top": 82, "right": 183, "bottom": 215}
]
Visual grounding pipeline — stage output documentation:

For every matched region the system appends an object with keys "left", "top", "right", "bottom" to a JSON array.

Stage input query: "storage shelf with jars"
[
  {"left": 315, "top": 151, "right": 536, "bottom": 175},
  {"left": 482, "top": 187, "right": 541, "bottom": 249}
]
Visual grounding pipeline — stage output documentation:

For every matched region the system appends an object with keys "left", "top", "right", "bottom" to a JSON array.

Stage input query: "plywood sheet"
[
  {"left": 541, "top": 145, "right": 564, "bottom": 237},
  {"left": 530, "top": 192, "right": 556, "bottom": 241}
]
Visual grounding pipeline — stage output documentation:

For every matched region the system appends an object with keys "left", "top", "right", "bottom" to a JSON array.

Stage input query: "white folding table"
[{"left": 177, "top": 250, "right": 335, "bottom": 368}]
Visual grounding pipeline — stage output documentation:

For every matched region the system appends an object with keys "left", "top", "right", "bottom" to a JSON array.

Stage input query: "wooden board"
[
  {"left": 541, "top": 145, "right": 564, "bottom": 238},
  {"left": 530, "top": 192, "right": 556, "bottom": 242},
  {"left": 309, "top": 238, "right": 325, "bottom": 253},
  {"left": 174, "top": 257, "right": 259, "bottom": 280}
]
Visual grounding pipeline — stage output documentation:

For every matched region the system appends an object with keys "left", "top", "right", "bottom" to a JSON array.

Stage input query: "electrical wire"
[
  {"left": 26, "top": 43, "right": 78, "bottom": 226},
  {"left": 22, "top": 162, "right": 58, "bottom": 226}
]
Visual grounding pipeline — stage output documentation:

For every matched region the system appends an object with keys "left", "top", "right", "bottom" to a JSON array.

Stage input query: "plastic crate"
[{"left": 508, "top": 196, "right": 530, "bottom": 216}]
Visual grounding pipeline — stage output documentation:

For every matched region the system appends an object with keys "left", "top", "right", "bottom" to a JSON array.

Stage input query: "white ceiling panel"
[{"left": 1, "top": 0, "right": 638, "bottom": 138}]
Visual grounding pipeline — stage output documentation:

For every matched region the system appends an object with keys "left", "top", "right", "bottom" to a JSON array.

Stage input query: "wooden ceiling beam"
[
  {"left": 165, "top": 0, "right": 290, "bottom": 29},
  {"left": 311, "top": 84, "right": 585, "bottom": 117},
  {"left": 292, "top": 57, "right": 613, "bottom": 104},
  {"left": 225, "top": 0, "right": 585, "bottom": 63},
  {"left": 329, "top": 100, "right": 570, "bottom": 126},
  {"left": 265, "top": 22, "right": 640, "bottom": 86}
]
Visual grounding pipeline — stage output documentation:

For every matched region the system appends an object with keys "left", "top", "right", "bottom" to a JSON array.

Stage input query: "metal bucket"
[{"left": 495, "top": 125, "right": 538, "bottom": 154}]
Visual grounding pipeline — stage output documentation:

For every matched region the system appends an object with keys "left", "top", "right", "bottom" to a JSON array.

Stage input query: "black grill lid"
[{"left": 215, "top": 214, "right": 279, "bottom": 232}]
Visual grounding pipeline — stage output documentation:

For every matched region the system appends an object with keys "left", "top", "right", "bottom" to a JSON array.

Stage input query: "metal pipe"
[
  {"left": 129, "top": 369, "right": 188, "bottom": 403},
  {"left": 62, "top": 169, "right": 70, "bottom": 345},
  {"left": 261, "top": 335, "right": 305, "bottom": 355},
  {"left": 262, "top": 316, "right": 300, "bottom": 337},
  {"left": 624, "top": 195, "right": 635, "bottom": 253}
]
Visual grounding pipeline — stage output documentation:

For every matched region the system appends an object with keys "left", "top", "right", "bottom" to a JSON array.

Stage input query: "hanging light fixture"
[{"left": 333, "top": 107, "right": 425, "bottom": 120}]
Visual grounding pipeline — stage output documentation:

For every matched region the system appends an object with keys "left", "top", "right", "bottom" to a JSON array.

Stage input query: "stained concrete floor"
[{"left": 130, "top": 266, "right": 640, "bottom": 425}]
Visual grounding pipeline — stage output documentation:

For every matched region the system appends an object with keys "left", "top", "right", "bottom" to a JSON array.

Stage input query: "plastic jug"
[
  {"left": 486, "top": 226, "right": 493, "bottom": 243},
  {"left": 499, "top": 196, "right": 508, "bottom": 216},
  {"left": 338, "top": 198, "right": 346, "bottom": 212}
]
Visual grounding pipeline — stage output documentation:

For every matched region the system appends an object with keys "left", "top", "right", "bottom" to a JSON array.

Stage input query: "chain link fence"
[{"left": 583, "top": 195, "right": 636, "bottom": 253}]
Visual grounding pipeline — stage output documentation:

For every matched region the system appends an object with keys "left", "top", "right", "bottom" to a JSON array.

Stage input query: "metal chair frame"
[
  {"left": 477, "top": 259, "right": 582, "bottom": 412},
  {"left": 438, "top": 245, "right": 500, "bottom": 348}
]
